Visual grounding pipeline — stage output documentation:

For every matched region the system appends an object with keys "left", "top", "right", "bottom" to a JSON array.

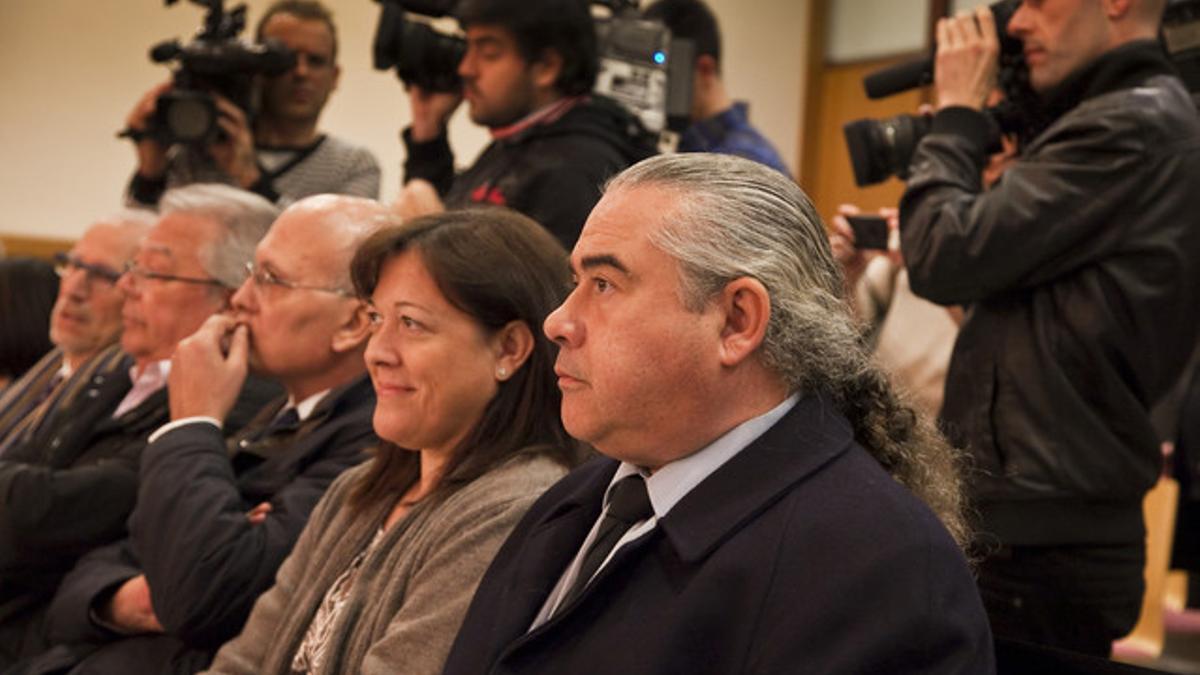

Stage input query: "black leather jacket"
[{"left": 900, "top": 41, "right": 1200, "bottom": 546}]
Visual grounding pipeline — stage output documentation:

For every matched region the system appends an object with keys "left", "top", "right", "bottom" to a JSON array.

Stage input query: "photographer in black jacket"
[
  {"left": 900, "top": 0, "right": 1200, "bottom": 655},
  {"left": 398, "top": 0, "right": 656, "bottom": 248}
]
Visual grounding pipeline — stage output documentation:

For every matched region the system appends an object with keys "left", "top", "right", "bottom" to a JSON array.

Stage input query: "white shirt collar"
[
  {"left": 289, "top": 388, "right": 331, "bottom": 423},
  {"left": 607, "top": 393, "right": 800, "bottom": 519}
]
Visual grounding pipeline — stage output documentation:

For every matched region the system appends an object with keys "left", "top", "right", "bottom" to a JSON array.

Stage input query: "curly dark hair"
[{"left": 456, "top": 0, "right": 598, "bottom": 96}]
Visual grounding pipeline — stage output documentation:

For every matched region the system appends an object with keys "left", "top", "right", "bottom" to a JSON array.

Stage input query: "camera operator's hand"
[
  {"left": 126, "top": 82, "right": 173, "bottom": 180},
  {"left": 407, "top": 84, "right": 463, "bottom": 143},
  {"left": 934, "top": 6, "right": 999, "bottom": 111},
  {"left": 209, "top": 96, "right": 262, "bottom": 190},
  {"left": 830, "top": 204, "right": 902, "bottom": 282}
]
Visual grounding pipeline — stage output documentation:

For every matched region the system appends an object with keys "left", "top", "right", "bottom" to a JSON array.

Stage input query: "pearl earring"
[{"left": 497, "top": 367, "right": 508, "bottom": 379}]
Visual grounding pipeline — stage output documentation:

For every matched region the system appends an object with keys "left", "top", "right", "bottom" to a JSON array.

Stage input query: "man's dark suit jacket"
[
  {"left": 33, "top": 375, "right": 376, "bottom": 675},
  {"left": 442, "top": 395, "right": 995, "bottom": 674}
]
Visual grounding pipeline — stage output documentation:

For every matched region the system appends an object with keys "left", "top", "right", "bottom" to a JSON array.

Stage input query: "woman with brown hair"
[{"left": 204, "top": 208, "right": 580, "bottom": 675}]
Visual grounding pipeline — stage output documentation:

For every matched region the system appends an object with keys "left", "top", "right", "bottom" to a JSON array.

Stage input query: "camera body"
[
  {"left": 1163, "top": 0, "right": 1200, "bottom": 98},
  {"left": 372, "top": 0, "right": 694, "bottom": 134},
  {"left": 142, "top": 0, "right": 295, "bottom": 147}
]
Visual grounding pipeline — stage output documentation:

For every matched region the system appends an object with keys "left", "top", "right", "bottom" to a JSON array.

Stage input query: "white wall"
[
  {"left": 827, "top": 0, "right": 929, "bottom": 63},
  {"left": 0, "top": 0, "right": 807, "bottom": 239}
]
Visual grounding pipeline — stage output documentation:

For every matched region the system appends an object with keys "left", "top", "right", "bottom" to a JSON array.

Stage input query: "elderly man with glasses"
[
  {"left": 0, "top": 185, "right": 281, "bottom": 668},
  {"left": 30, "top": 195, "right": 386, "bottom": 675},
  {"left": 0, "top": 212, "right": 155, "bottom": 449}
]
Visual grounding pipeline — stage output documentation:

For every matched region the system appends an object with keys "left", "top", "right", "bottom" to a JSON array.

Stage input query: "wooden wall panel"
[{"left": 0, "top": 234, "right": 74, "bottom": 261}]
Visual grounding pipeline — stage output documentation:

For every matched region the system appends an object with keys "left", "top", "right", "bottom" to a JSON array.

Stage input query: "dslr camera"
[
  {"left": 371, "top": 0, "right": 695, "bottom": 134},
  {"left": 130, "top": 0, "right": 295, "bottom": 147},
  {"left": 842, "top": 0, "right": 1037, "bottom": 187}
]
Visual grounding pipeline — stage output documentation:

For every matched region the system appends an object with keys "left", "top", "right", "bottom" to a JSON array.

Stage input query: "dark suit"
[
  {"left": 0, "top": 347, "right": 279, "bottom": 669},
  {"left": 33, "top": 375, "right": 376, "bottom": 675},
  {"left": 442, "top": 395, "right": 994, "bottom": 674}
]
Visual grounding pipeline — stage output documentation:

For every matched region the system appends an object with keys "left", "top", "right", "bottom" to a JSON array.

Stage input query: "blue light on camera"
[{"left": 653, "top": 50, "right": 666, "bottom": 65}]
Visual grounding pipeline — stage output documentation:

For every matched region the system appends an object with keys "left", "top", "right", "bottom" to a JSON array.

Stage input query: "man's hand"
[
  {"left": 101, "top": 575, "right": 164, "bottom": 634},
  {"left": 126, "top": 82, "right": 173, "bottom": 179},
  {"left": 247, "top": 501, "right": 273, "bottom": 525},
  {"left": 169, "top": 314, "right": 250, "bottom": 422},
  {"left": 407, "top": 84, "right": 463, "bottom": 143},
  {"left": 209, "top": 96, "right": 262, "bottom": 189},
  {"left": 934, "top": 6, "right": 999, "bottom": 111},
  {"left": 392, "top": 179, "right": 446, "bottom": 221},
  {"left": 830, "top": 205, "right": 903, "bottom": 285}
]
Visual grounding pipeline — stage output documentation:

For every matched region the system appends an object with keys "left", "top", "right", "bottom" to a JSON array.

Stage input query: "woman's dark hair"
[
  {"left": 457, "top": 0, "right": 598, "bottom": 96},
  {"left": 347, "top": 207, "right": 581, "bottom": 511},
  {"left": 0, "top": 258, "right": 59, "bottom": 382}
]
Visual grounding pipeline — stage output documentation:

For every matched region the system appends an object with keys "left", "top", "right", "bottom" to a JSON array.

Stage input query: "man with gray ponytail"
[{"left": 442, "top": 153, "right": 993, "bottom": 674}]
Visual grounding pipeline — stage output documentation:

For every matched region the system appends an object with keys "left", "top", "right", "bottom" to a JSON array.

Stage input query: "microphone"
[{"left": 863, "top": 56, "right": 933, "bottom": 100}]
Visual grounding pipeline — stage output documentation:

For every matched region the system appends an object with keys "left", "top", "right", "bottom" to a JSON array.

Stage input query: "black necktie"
[
  {"left": 560, "top": 474, "right": 653, "bottom": 609},
  {"left": 257, "top": 407, "right": 301, "bottom": 440}
]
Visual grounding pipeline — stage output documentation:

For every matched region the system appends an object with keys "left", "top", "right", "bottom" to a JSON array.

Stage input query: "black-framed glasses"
[
  {"left": 123, "top": 260, "right": 226, "bottom": 288},
  {"left": 244, "top": 262, "right": 352, "bottom": 297},
  {"left": 53, "top": 252, "right": 122, "bottom": 287}
]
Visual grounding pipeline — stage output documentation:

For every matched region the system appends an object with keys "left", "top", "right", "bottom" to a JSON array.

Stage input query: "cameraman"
[
  {"left": 400, "top": 0, "right": 657, "bottom": 248},
  {"left": 641, "top": 0, "right": 790, "bottom": 176},
  {"left": 900, "top": 0, "right": 1200, "bottom": 655},
  {"left": 126, "top": 0, "right": 381, "bottom": 207}
]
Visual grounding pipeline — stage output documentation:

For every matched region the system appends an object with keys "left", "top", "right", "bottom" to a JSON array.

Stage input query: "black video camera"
[
  {"left": 842, "top": 0, "right": 1038, "bottom": 187},
  {"left": 1163, "top": 0, "right": 1200, "bottom": 99},
  {"left": 371, "top": 0, "right": 694, "bottom": 134},
  {"left": 132, "top": 0, "right": 295, "bottom": 147}
]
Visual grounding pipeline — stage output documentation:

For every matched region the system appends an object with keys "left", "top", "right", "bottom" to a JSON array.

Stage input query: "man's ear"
[
  {"left": 532, "top": 48, "right": 565, "bottom": 92},
  {"left": 695, "top": 53, "right": 719, "bottom": 79},
  {"left": 715, "top": 277, "right": 771, "bottom": 368},
  {"left": 331, "top": 301, "right": 373, "bottom": 354},
  {"left": 491, "top": 320, "right": 535, "bottom": 381}
]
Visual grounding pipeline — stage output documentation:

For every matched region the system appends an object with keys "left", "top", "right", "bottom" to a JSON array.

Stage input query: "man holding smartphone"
[{"left": 900, "top": 0, "right": 1200, "bottom": 655}]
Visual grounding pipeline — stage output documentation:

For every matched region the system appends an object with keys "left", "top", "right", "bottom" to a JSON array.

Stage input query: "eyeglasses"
[
  {"left": 123, "top": 260, "right": 226, "bottom": 288},
  {"left": 244, "top": 262, "right": 352, "bottom": 297},
  {"left": 53, "top": 252, "right": 122, "bottom": 287}
]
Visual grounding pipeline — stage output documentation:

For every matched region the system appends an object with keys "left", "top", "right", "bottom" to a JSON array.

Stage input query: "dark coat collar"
[
  {"left": 540, "top": 394, "right": 856, "bottom": 563},
  {"left": 1040, "top": 39, "right": 1178, "bottom": 125}
]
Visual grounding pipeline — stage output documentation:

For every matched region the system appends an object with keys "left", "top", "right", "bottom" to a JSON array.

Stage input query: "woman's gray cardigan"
[{"left": 202, "top": 453, "right": 567, "bottom": 675}]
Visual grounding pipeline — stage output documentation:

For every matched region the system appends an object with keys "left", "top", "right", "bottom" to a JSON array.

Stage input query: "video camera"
[
  {"left": 842, "top": 0, "right": 1037, "bottom": 187},
  {"left": 1163, "top": 0, "right": 1200, "bottom": 100},
  {"left": 128, "top": 0, "right": 295, "bottom": 147},
  {"left": 371, "top": 0, "right": 695, "bottom": 134}
]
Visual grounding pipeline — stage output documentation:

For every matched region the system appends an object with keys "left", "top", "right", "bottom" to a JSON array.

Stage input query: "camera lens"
[
  {"left": 155, "top": 90, "right": 218, "bottom": 145},
  {"left": 843, "top": 113, "right": 932, "bottom": 187}
]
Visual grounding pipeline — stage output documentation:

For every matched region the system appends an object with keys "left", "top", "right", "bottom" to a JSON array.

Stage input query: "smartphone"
[{"left": 845, "top": 214, "right": 889, "bottom": 251}]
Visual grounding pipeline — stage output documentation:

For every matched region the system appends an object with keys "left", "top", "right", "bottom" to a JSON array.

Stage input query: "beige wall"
[{"left": 0, "top": 0, "right": 807, "bottom": 239}]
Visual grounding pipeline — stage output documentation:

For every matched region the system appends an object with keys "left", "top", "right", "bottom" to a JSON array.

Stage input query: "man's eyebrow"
[
  {"left": 579, "top": 254, "right": 631, "bottom": 276},
  {"left": 468, "top": 35, "right": 502, "bottom": 48}
]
